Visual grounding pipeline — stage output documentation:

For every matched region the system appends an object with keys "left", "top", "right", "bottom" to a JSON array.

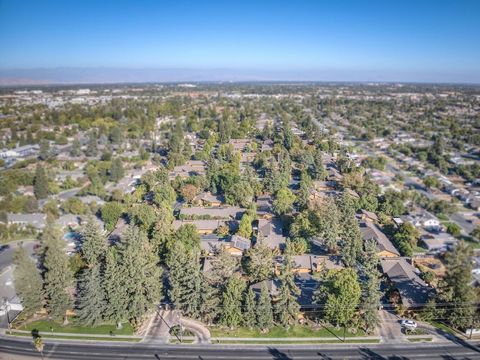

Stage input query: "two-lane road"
[
  {"left": 0, "top": 240, "right": 36, "bottom": 272},
  {"left": 1, "top": 336, "right": 480, "bottom": 359}
]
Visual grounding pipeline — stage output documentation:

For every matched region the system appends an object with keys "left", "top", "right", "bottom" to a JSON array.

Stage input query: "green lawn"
[
  {"left": 210, "top": 325, "right": 366, "bottom": 339},
  {"left": 9, "top": 332, "right": 140, "bottom": 342},
  {"left": 463, "top": 238, "right": 480, "bottom": 250},
  {"left": 408, "top": 337, "right": 432, "bottom": 343},
  {"left": 437, "top": 214, "right": 449, "bottom": 221},
  {"left": 429, "top": 321, "right": 457, "bottom": 335},
  {"left": 413, "top": 245, "right": 428, "bottom": 253},
  {"left": 215, "top": 339, "right": 380, "bottom": 344},
  {"left": 14, "top": 319, "right": 134, "bottom": 336}
]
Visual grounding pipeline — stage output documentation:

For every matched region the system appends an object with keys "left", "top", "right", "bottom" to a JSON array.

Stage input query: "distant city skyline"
[{"left": 1, "top": 0, "right": 479, "bottom": 84}]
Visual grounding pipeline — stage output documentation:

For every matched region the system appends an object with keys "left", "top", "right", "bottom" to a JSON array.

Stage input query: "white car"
[{"left": 401, "top": 320, "right": 417, "bottom": 329}]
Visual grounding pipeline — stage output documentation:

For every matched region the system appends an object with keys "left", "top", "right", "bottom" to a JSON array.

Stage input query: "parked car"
[{"left": 401, "top": 319, "right": 417, "bottom": 329}]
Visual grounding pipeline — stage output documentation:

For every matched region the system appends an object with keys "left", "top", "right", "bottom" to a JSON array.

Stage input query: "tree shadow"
[
  {"left": 316, "top": 352, "right": 333, "bottom": 360},
  {"left": 267, "top": 347, "right": 292, "bottom": 360},
  {"left": 31, "top": 328, "right": 40, "bottom": 339},
  {"left": 419, "top": 324, "right": 480, "bottom": 354},
  {"left": 358, "top": 348, "right": 410, "bottom": 360}
]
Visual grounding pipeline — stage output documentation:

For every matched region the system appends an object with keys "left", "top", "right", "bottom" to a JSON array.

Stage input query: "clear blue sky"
[{"left": 1, "top": 0, "right": 479, "bottom": 82}]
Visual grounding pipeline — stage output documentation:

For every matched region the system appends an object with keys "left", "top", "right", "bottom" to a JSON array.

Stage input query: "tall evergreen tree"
[
  {"left": 86, "top": 132, "right": 98, "bottom": 157},
  {"left": 110, "top": 158, "right": 125, "bottom": 183},
  {"left": 26, "top": 128, "right": 34, "bottom": 144},
  {"left": 296, "top": 171, "right": 312, "bottom": 210},
  {"left": 221, "top": 274, "right": 246, "bottom": 328},
  {"left": 314, "top": 197, "right": 341, "bottom": 253},
  {"left": 237, "top": 214, "right": 253, "bottom": 239},
  {"left": 34, "top": 164, "right": 49, "bottom": 200},
  {"left": 151, "top": 205, "right": 175, "bottom": 258},
  {"left": 39, "top": 139, "right": 51, "bottom": 161},
  {"left": 80, "top": 217, "right": 107, "bottom": 267},
  {"left": 275, "top": 283, "right": 299, "bottom": 328},
  {"left": 438, "top": 242, "right": 478, "bottom": 329},
  {"left": 117, "top": 226, "right": 163, "bottom": 323},
  {"left": 206, "top": 246, "right": 238, "bottom": 286},
  {"left": 70, "top": 138, "right": 82, "bottom": 157},
  {"left": 218, "top": 110, "right": 233, "bottom": 143},
  {"left": 13, "top": 248, "right": 44, "bottom": 315},
  {"left": 243, "top": 287, "right": 257, "bottom": 329},
  {"left": 274, "top": 255, "right": 300, "bottom": 328},
  {"left": 167, "top": 242, "right": 203, "bottom": 319},
  {"left": 310, "top": 148, "right": 326, "bottom": 180},
  {"left": 359, "top": 239, "right": 382, "bottom": 333},
  {"left": 104, "top": 247, "right": 127, "bottom": 328},
  {"left": 243, "top": 239, "right": 273, "bottom": 282},
  {"left": 42, "top": 221, "right": 74, "bottom": 321},
  {"left": 199, "top": 277, "right": 220, "bottom": 325},
  {"left": 256, "top": 283, "right": 274, "bottom": 331},
  {"left": 340, "top": 208, "right": 362, "bottom": 268},
  {"left": 76, "top": 265, "right": 107, "bottom": 326}
]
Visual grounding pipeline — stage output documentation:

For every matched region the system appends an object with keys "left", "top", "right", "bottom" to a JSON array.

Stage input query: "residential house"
[
  {"left": 256, "top": 217, "right": 286, "bottom": 250},
  {"left": 240, "top": 152, "right": 256, "bottom": 164},
  {"left": 55, "top": 170, "right": 84, "bottom": 182},
  {"left": 250, "top": 279, "right": 281, "bottom": 299},
  {"left": 173, "top": 219, "right": 238, "bottom": 235},
  {"left": 277, "top": 255, "right": 343, "bottom": 275},
  {"left": 77, "top": 195, "right": 105, "bottom": 206},
  {"left": 169, "top": 160, "right": 206, "bottom": 179},
  {"left": 256, "top": 195, "right": 273, "bottom": 219},
  {"left": 16, "top": 185, "right": 34, "bottom": 197},
  {"left": 229, "top": 139, "right": 252, "bottom": 152},
  {"left": 179, "top": 206, "right": 245, "bottom": 220},
  {"left": 261, "top": 139, "right": 274, "bottom": 152},
  {"left": 402, "top": 210, "right": 441, "bottom": 231},
  {"left": 56, "top": 214, "right": 81, "bottom": 229},
  {"left": 193, "top": 192, "right": 223, "bottom": 207},
  {"left": 6, "top": 213, "right": 46, "bottom": 230},
  {"left": 420, "top": 232, "right": 458, "bottom": 252},
  {"left": 358, "top": 209, "right": 379, "bottom": 223},
  {"left": 230, "top": 234, "right": 251, "bottom": 253},
  {"left": 381, "top": 258, "right": 432, "bottom": 308},
  {"left": 467, "top": 196, "right": 480, "bottom": 211},
  {"left": 359, "top": 221, "right": 400, "bottom": 258}
]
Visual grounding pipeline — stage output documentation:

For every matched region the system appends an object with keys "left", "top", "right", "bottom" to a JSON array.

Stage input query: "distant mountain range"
[{"left": 0, "top": 67, "right": 479, "bottom": 86}]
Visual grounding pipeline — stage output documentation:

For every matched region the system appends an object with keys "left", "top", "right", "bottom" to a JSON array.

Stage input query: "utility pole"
[
  {"left": 2, "top": 298, "right": 10, "bottom": 331},
  {"left": 469, "top": 315, "right": 475, "bottom": 340}
]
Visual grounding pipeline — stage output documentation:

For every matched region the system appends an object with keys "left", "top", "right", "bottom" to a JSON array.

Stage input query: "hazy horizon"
[{"left": 1, "top": 67, "right": 480, "bottom": 86}]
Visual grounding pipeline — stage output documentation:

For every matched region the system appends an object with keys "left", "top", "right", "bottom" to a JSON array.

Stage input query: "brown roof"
[
  {"left": 180, "top": 206, "right": 245, "bottom": 220},
  {"left": 173, "top": 219, "right": 238, "bottom": 231},
  {"left": 359, "top": 221, "right": 400, "bottom": 257},
  {"left": 381, "top": 258, "right": 432, "bottom": 308}
]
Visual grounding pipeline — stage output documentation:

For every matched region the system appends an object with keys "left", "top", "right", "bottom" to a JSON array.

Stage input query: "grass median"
[
  {"left": 210, "top": 325, "right": 366, "bottom": 339},
  {"left": 13, "top": 318, "right": 134, "bottom": 336},
  {"left": 8, "top": 331, "right": 140, "bottom": 342},
  {"left": 213, "top": 339, "right": 380, "bottom": 344}
]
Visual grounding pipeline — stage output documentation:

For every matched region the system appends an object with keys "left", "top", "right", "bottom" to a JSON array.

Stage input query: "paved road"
[
  {"left": 0, "top": 240, "right": 36, "bottom": 272},
  {"left": 57, "top": 187, "right": 82, "bottom": 201},
  {"left": 1, "top": 336, "right": 480, "bottom": 359},
  {"left": 449, "top": 212, "right": 476, "bottom": 235}
]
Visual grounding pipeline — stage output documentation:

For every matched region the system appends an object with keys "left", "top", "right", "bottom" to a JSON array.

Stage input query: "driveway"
[{"left": 377, "top": 309, "right": 407, "bottom": 343}]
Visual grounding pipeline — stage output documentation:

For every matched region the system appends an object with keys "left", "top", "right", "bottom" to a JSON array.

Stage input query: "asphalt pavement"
[
  {"left": 1, "top": 336, "right": 480, "bottom": 359},
  {"left": 0, "top": 240, "right": 36, "bottom": 272}
]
